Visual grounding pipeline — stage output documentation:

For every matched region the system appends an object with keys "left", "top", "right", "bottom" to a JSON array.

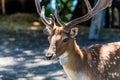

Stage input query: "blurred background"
[
  {"left": 0, "top": 0, "right": 120, "bottom": 39},
  {"left": 0, "top": 0, "right": 120, "bottom": 80}
]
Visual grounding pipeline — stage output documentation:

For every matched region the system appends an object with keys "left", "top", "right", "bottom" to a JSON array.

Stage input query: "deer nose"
[{"left": 45, "top": 52, "right": 55, "bottom": 60}]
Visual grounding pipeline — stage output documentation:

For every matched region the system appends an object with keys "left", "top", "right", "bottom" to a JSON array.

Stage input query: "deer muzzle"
[
  {"left": 45, "top": 52, "right": 56, "bottom": 60},
  {"left": 45, "top": 45, "right": 56, "bottom": 60}
]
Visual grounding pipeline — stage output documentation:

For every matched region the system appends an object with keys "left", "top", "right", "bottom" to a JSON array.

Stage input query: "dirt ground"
[
  {"left": 0, "top": 13, "right": 120, "bottom": 80},
  {"left": 0, "top": 30, "right": 69, "bottom": 80}
]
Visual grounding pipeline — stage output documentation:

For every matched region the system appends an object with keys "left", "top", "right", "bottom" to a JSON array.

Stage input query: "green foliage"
[
  {"left": 57, "top": 0, "right": 76, "bottom": 21},
  {"left": 45, "top": 8, "right": 54, "bottom": 17},
  {"left": 44, "top": 0, "right": 77, "bottom": 22},
  {"left": 62, "top": 0, "right": 68, "bottom": 3}
]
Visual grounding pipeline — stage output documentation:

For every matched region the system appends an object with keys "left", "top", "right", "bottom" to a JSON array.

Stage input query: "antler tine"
[
  {"left": 49, "top": 14, "right": 56, "bottom": 26},
  {"left": 55, "top": 6, "right": 66, "bottom": 28},
  {"left": 66, "top": 0, "right": 112, "bottom": 30},
  {"left": 84, "top": 0, "right": 92, "bottom": 15},
  {"left": 92, "top": 0, "right": 112, "bottom": 14},
  {"left": 66, "top": 0, "right": 93, "bottom": 29},
  {"left": 40, "top": 6, "right": 51, "bottom": 26},
  {"left": 35, "top": 0, "right": 41, "bottom": 17},
  {"left": 35, "top": 0, "right": 55, "bottom": 27}
]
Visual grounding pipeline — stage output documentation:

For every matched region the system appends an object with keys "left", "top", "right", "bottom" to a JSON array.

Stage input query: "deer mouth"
[
  {"left": 46, "top": 54, "right": 53, "bottom": 60},
  {"left": 45, "top": 52, "right": 56, "bottom": 60}
]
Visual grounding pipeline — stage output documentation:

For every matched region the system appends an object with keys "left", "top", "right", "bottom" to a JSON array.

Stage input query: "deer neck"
[
  {"left": 59, "top": 39, "right": 84, "bottom": 67},
  {"left": 59, "top": 39, "right": 94, "bottom": 80}
]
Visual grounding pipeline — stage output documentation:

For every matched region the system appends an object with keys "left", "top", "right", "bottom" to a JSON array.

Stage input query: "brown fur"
[
  {"left": 46, "top": 27, "right": 120, "bottom": 80},
  {"left": 35, "top": 0, "right": 113, "bottom": 79}
]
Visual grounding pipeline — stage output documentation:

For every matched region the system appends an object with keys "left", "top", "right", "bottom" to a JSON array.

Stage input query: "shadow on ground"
[
  {"left": 0, "top": 29, "right": 120, "bottom": 80},
  {"left": 0, "top": 30, "right": 68, "bottom": 80}
]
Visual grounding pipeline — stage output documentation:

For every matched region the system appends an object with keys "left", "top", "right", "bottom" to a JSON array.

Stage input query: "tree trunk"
[
  {"left": 113, "top": 8, "right": 119, "bottom": 28},
  {"left": 1, "top": 0, "right": 5, "bottom": 15},
  {"left": 88, "top": 0, "right": 106, "bottom": 40},
  {"left": 89, "top": 10, "right": 106, "bottom": 40}
]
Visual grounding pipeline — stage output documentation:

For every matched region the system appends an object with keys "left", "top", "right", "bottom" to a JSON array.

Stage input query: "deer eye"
[{"left": 63, "top": 38, "right": 69, "bottom": 42}]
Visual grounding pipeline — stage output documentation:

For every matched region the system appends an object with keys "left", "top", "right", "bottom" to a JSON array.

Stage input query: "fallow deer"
[{"left": 35, "top": 0, "right": 120, "bottom": 80}]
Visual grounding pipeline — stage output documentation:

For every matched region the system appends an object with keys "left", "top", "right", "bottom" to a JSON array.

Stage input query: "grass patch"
[
  {"left": 0, "top": 13, "right": 44, "bottom": 32},
  {"left": 0, "top": 13, "right": 120, "bottom": 40}
]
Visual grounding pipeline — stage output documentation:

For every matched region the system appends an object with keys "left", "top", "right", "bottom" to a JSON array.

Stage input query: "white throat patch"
[{"left": 59, "top": 52, "right": 69, "bottom": 65}]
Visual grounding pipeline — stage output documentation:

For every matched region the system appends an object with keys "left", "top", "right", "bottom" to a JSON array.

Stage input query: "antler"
[
  {"left": 54, "top": 0, "right": 112, "bottom": 30},
  {"left": 65, "top": 0, "right": 113, "bottom": 29},
  {"left": 64, "top": 0, "right": 93, "bottom": 29},
  {"left": 55, "top": 0, "right": 93, "bottom": 30},
  {"left": 35, "top": 0, "right": 55, "bottom": 27},
  {"left": 35, "top": 0, "right": 112, "bottom": 30},
  {"left": 55, "top": 6, "right": 66, "bottom": 27}
]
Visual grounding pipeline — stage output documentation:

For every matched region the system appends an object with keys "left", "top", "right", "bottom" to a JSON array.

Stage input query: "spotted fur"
[{"left": 46, "top": 27, "right": 120, "bottom": 80}]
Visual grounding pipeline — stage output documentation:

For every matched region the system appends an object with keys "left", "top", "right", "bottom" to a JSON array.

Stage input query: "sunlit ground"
[
  {"left": 0, "top": 13, "right": 68, "bottom": 80},
  {"left": 0, "top": 29, "right": 67, "bottom": 80},
  {"left": 0, "top": 13, "right": 119, "bottom": 80}
]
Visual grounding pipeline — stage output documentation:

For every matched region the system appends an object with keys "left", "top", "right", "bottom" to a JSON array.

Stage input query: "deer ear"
[
  {"left": 70, "top": 27, "right": 78, "bottom": 38},
  {"left": 43, "top": 27, "right": 53, "bottom": 35}
]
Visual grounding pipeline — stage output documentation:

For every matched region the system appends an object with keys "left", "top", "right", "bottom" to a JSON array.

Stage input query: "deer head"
[{"left": 35, "top": 0, "right": 112, "bottom": 60}]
